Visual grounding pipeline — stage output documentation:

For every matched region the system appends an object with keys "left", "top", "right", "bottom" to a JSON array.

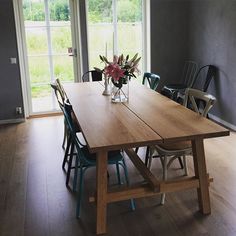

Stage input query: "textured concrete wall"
[{"left": 0, "top": 0, "right": 24, "bottom": 120}]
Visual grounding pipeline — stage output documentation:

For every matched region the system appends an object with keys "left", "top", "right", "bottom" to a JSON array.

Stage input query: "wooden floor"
[{"left": 0, "top": 116, "right": 236, "bottom": 236}]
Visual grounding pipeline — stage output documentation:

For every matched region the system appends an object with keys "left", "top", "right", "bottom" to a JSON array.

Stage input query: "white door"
[{"left": 20, "top": 0, "right": 81, "bottom": 114}]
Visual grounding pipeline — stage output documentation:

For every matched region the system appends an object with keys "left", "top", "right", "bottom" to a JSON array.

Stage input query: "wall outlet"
[
  {"left": 10, "top": 57, "right": 17, "bottom": 64},
  {"left": 16, "top": 107, "right": 22, "bottom": 114}
]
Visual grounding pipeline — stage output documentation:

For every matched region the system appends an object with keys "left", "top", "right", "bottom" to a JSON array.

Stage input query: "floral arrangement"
[{"left": 95, "top": 53, "right": 141, "bottom": 89}]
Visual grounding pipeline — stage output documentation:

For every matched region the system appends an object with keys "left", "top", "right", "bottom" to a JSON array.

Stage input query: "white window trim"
[
  {"left": 143, "top": 0, "right": 151, "bottom": 73},
  {"left": 13, "top": 0, "right": 31, "bottom": 117}
]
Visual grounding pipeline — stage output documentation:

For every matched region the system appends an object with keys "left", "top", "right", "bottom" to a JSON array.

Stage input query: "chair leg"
[
  {"left": 183, "top": 154, "right": 188, "bottom": 176},
  {"left": 178, "top": 156, "right": 184, "bottom": 169},
  {"left": 144, "top": 146, "right": 150, "bottom": 166},
  {"left": 135, "top": 147, "right": 139, "bottom": 153},
  {"left": 121, "top": 159, "right": 136, "bottom": 211},
  {"left": 62, "top": 122, "right": 67, "bottom": 149},
  {"left": 160, "top": 156, "right": 168, "bottom": 205},
  {"left": 116, "top": 163, "right": 122, "bottom": 185},
  {"left": 62, "top": 135, "right": 72, "bottom": 170},
  {"left": 66, "top": 143, "right": 74, "bottom": 187},
  {"left": 76, "top": 166, "right": 84, "bottom": 218},
  {"left": 73, "top": 155, "right": 80, "bottom": 192}
]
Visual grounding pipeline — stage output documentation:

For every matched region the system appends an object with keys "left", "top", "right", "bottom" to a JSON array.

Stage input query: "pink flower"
[
  {"left": 111, "top": 64, "right": 125, "bottom": 81},
  {"left": 104, "top": 64, "right": 114, "bottom": 77},
  {"left": 104, "top": 63, "right": 125, "bottom": 81}
]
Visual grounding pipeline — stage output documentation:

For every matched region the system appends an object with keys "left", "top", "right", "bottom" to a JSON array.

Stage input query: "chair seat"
[
  {"left": 164, "top": 84, "right": 187, "bottom": 90},
  {"left": 159, "top": 140, "right": 191, "bottom": 151},
  {"left": 81, "top": 146, "right": 123, "bottom": 163}
]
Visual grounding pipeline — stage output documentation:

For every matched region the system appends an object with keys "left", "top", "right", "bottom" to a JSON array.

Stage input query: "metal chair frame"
[
  {"left": 82, "top": 70, "right": 103, "bottom": 82},
  {"left": 162, "top": 61, "right": 198, "bottom": 100},
  {"left": 62, "top": 102, "right": 135, "bottom": 217}
]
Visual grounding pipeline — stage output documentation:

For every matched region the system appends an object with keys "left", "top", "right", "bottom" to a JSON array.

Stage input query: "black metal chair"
[
  {"left": 82, "top": 70, "right": 103, "bottom": 82},
  {"left": 177, "top": 65, "right": 217, "bottom": 104},
  {"left": 161, "top": 61, "right": 198, "bottom": 101}
]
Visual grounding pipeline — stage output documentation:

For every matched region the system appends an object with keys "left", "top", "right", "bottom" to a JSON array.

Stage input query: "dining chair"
[
  {"left": 51, "top": 78, "right": 68, "bottom": 149},
  {"left": 142, "top": 72, "right": 160, "bottom": 91},
  {"left": 82, "top": 70, "right": 103, "bottom": 82},
  {"left": 177, "top": 65, "right": 217, "bottom": 104},
  {"left": 161, "top": 61, "right": 198, "bottom": 101},
  {"left": 148, "top": 88, "right": 216, "bottom": 204},
  {"left": 135, "top": 72, "right": 161, "bottom": 164},
  {"left": 62, "top": 101, "right": 135, "bottom": 217},
  {"left": 50, "top": 80, "right": 83, "bottom": 178}
]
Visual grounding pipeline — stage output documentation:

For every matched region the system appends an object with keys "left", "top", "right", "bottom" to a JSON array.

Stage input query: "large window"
[{"left": 86, "top": 0, "right": 144, "bottom": 77}]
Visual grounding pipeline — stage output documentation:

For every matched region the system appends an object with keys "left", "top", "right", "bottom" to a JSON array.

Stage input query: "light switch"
[{"left": 10, "top": 57, "right": 17, "bottom": 64}]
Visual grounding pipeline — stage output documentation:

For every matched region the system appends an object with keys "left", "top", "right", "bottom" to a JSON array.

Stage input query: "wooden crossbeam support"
[
  {"left": 89, "top": 176, "right": 213, "bottom": 203},
  {"left": 124, "top": 148, "right": 160, "bottom": 192}
]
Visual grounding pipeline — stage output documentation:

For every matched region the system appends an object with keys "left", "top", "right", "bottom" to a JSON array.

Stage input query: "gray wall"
[
  {"left": 151, "top": 0, "right": 236, "bottom": 126},
  {"left": 188, "top": 0, "right": 236, "bottom": 126},
  {"left": 1, "top": 0, "right": 236, "bottom": 126},
  {"left": 150, "top": 0, "right": 191, "bottom": 91},
  {"left": 0, "top": 0, "right": 24, "bottom": 121}
]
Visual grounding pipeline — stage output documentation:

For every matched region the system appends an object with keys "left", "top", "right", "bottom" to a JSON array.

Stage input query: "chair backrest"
[
  {"left": 61, "top": 102, "right": 87, "bottom": 162},
  {"left": 142, "top": 72, "right": 160, "bottom": 91},
  {"left": 50, "top": 82, "right": 64, "bottom": 109},
  {"left": 192, "top": 65, "right": 217, "bottom": 92},
  {"left": 183, "top": 88, "right": 216, "bottom": 117},
  {"left": 55, "top": 78, "right": 68, "bottom": 100},
  {"left": 82, "top": 70, "right": 103, "bottom": 82},
  {"left": 181, "top": 61, "right": 198, "bottom": 87},
  {"left": 51, "top": 79, "right": 70, "bottom": 110}
]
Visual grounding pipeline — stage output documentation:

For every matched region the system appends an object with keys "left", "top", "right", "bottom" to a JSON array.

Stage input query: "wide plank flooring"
[{"left": 0, "top": 116, "right": 235, "bottom": 236}]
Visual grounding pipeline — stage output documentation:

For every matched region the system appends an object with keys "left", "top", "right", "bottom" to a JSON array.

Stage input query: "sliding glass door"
[
  {"left": 22, "top": 0, "right": 80, "bottom": 114},
  {"left": 86, "top": 0, "right": 144, "bottom": 76}
]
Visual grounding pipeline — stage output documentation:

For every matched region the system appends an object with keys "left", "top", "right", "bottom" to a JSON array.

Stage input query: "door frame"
[{"left": 13, "top": 0, "right": 83, "bottom": 117}]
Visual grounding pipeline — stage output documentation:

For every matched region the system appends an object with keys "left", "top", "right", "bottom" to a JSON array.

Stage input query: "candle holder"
[{"left": 102, "top": 76, "right": 111, "bottom": 96}]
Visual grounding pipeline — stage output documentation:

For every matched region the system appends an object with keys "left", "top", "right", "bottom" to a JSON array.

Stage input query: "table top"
[
  {"left": 64, "top": 82, "right": 229, "bottom": 153},
  {"left": 128, "top": 82, "right": 229, "bottom": 143}
]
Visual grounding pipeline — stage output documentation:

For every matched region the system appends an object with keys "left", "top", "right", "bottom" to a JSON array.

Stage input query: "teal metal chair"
[
  {"left": 50, "top": 81, "right": 84, "bottom": 186},
  {"left": 135, "top": 72, "right": 161, "bottom": 164},
  {"left": 61, "top": 101, "right": 135, "bottom": 218},
  {"left": 142, "top": 72, "right": 160, "bottom": 91}
]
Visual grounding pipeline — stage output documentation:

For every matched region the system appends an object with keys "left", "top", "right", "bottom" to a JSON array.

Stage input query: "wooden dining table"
[{"left": 64, "top": 81, "right": 229, "bottom": 235}]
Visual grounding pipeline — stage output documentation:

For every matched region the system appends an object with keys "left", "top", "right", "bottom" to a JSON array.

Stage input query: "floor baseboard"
[
  {"left": 209, "top": 113, "right": 236, "bottom": 131},
  {"left": 0, "top": 118, "right": 25, "bottom": 125}
]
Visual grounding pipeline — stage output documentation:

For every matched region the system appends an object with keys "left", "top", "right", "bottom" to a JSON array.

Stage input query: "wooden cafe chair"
[{"left": 148, "top": 88, "right": 216, "bottom": 204}]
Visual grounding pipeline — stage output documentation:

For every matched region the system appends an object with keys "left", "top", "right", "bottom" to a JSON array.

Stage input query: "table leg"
[
  {"left": 192, "top": 138, "right": 211, "bottom": 214},
  {"left": 96, "top": 151, "right": 108, "bottom": 234}
]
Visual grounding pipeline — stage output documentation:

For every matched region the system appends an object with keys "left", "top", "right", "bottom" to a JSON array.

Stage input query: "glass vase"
[{"left": 111, "top": 77, "right": 129, "bottom": 103}]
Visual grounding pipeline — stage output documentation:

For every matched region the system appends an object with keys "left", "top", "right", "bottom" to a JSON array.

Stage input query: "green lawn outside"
[{"left": 26, "top": 21, "right": 143, "bottom": 98}]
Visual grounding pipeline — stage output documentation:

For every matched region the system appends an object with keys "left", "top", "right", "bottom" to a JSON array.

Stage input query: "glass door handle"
[{"left": 68, "top": 47, "right": 77, "bottom": 57}]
